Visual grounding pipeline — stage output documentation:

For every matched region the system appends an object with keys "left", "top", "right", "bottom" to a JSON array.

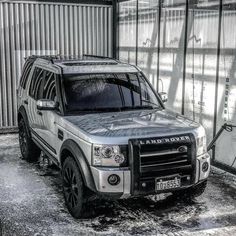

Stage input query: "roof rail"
[
  {"left": 26, "top": 55, "right": 61, "bottom": 64},
  {"left": 83, "top": 54, "right": 116, "bottom": 61}
]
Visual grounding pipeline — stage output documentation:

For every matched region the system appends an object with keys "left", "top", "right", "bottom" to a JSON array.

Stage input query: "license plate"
[{"left": 156, "top": 177, "right": 181, "bottom": 191}]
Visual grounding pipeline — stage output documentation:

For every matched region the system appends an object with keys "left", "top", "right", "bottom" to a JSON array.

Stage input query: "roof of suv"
[{"left": 27, "top": 55, "right": 140, "bottom": 74}]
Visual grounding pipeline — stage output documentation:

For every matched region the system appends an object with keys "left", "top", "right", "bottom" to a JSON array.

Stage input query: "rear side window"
[
  {"left": 19, "top": 60, "right": 33, "bottom": 89},
  {"left": 29, "top": 68, "right": 57, "bottom": 101},
  {"left": 29, "top": 67, "right": 45, "bottom": 100},
  {"left": 42, "top": 71, "right": 57, "bottom": 101}
]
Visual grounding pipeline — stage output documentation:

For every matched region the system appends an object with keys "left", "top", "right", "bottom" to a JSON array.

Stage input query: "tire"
[
  {"left": 62, "top": 156, "right": 85, "bottom": 218},
  {"left": 18, "top": 118, "right": 41, "bottom": 162},
  {"left": 173, "top": 180, "right": 207, "bottom": 200}
]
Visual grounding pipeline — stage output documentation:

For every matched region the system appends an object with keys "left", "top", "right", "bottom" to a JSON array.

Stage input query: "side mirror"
[
  {"left": 37, "top": 99, "right": 57, "bottom": 111},
  {"left": 159, "top": 92, "right": 168, "bottom": 103}
]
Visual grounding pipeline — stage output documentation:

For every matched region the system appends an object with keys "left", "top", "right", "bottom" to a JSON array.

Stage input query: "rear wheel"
[
  {"left": 18, "top": 118, "right": 41, "bottom": 162},
  {"left": 173, "top": 180, "right": 207, "bottom": 200},
  {"left": 62, "top": 156, "right": 86, "bottom": 218}
]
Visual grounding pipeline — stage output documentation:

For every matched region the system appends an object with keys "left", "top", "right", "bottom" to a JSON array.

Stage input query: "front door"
[{"left": 38, "top": 71, "right": 59, "bottom": 156}]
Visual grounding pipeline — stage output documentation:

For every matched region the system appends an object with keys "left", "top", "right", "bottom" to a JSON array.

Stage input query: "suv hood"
[{"left": 64, "top": 109, "right": 201, "bottom": 144}]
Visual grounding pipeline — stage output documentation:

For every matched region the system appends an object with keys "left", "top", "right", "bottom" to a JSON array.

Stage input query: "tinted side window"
[
  {"left": 29, "top": 67, "right": 44, "bottom": 100},
  {"left": 19, "top": 60, "right": 33, "bottom": 89},
  {"left": 43, "top": 72, "right": 57, "bottom": 101}
]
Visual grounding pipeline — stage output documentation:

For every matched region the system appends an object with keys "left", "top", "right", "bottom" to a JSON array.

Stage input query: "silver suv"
[{"left": 17, "top": 55, "right": 210, "bottom": 218}]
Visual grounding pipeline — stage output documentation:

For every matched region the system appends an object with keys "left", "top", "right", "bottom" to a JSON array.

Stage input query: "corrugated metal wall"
[{"left": 0, "top": 1, "right": 112, "bottom": 131}]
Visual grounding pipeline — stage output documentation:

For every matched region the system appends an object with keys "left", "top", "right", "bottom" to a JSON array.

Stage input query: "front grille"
[
  {"left": 129, "top": 134, "right": 196, "bottom": 195},
  {"left": 140, "top": 143, "right": 192, "bottom": 176}
]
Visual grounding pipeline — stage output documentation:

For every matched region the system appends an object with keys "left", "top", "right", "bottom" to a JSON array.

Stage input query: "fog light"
[
  {"left": 108, "top": 174, "right": 120, "bottom": 186},
  {"left": 142, "top": 182, "right": 146, "bottom": 188},
  {"left": 202, "top": 162, "right": 209, "bottom": 172}
]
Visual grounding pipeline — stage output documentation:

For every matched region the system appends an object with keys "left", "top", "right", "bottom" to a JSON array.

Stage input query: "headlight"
[
  {"left": 196, "top": 126, "right": 207, "bottom": 156},
  {"left": 93, "top": 145, "right": 128, "bottom": 167}
]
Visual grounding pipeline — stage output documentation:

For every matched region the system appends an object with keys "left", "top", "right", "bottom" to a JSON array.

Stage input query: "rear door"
[{"left": 27, "top": 66, "right": 45, "bottom": 137}]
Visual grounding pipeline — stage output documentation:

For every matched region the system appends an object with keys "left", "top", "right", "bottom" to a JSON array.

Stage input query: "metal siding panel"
[
  {"left": 73, "top": 6, "right": 78, "bottom": 55},
  {"left": 55, "top": 5, "right": 60, "bottom": 53},
  {"left": 99, "top": 7, "right": 102, "bottom": 55},
  {"left": 59, "top": 5, "right": 64, "bottom": 55},
  {"left": 50, "top": 5, "right": 55, "bottom": 53},
  {"left": 40, "top": 4, "right": 45, "bottom": 54},
  {"left": 69, "top": 5, "right": 74, "bottom": 55},
  {"left": 19, "top": 4, "right": 25, "bottom": 58},
  {"left": 0, "top": 3, "right": 4, "bottom": 127},
  {"left": 94, "top": 7, "right": 98, "bottom": 55},
  {"left": 108, "top": 7, "right": 112, "bottom": 57},
  {"left": 45, "top": 4, "right": 50, "bottom": 51},
  {"left": 88, "top": 6, "right": 92, "bottom": 54},
  {"left": 4, "top": 3, "right": 12, "bottom": 126},
  {"left": 78, "top": 6, "right": 83, "bottom": 55},
  {"left": 91, "top": 7, "right": 95, "bottom": 54},
  {"left": 104, "top": 7, "right": 108, "bottom": 56},
  {"left": 81, "top": 7, "right": 87, "bottom": 54},
  {"left": 0, "top": 4, "right": 1, "bottom": 127},
  {"left": 35, "top": 3, "right": 40, "bottom": 51},
  {"left": 9, "top": 3, "right": 17, "bottom": 126},
  {"left": 100, "top": 7, "right": 104, "bottom": 55},
  {"left": 15, "top": 4, "right": 21, "bottom": 85},
  {"left": 82, "top": 6, "right": 87, "bottom": 54},
  {"left": 30, "top": 4, "right": 36, "bottom": 53},
  {"left": 25, "top": 3, "right": 30, "bottom": 52},
  {"left": 85, "top": 6, "right": 89, "bottom": 53},
  {"left": 64, "top": 5, "right": 69, "bottom": 55},
  {"left": 0, "top": 2, "right": 112, "bottom": 130}
]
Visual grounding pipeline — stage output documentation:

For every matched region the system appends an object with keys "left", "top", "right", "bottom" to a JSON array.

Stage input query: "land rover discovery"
[{"left": 17, "top": 55, "right": 210, "bottom": 218}]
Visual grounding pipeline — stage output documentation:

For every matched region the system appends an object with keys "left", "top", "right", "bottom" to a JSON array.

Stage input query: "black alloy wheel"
[
  {"left": 19, "top": 119, "right": 27, "bottom": 157},
  {"left": 18, "top": 118, "right": 41, "bottom": 162},
  {"left": 62, "top": 156, "right": 84, "bottom": 218}
]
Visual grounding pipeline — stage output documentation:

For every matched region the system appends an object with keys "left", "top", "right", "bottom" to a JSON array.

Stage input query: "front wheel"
[
  {"left": 173, "top": 180, "right": 207, "bottom": 200},
  {"left": 62, "top": 156, "right": 85, "bottom": 218}
]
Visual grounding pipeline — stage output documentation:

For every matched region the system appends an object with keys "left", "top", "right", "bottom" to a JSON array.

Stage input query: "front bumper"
[
  {"left": 90, "top": 166, "right": 131, "bottom": 198},
  {"left": 90, "top": 152, "right": 210, "bottom": 198}
]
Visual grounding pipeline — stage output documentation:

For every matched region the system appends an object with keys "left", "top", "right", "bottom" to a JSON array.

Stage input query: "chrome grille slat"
[
  {"left": 141, "top": 159, "right": 188, "bottom": 168},
  {"left": 140, "top": 150, "right": 186, "bottom": 157}
]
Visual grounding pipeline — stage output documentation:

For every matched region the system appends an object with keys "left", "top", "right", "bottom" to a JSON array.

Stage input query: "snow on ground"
[{"left": 0, "top": 134, "right": 235, "bottom": 236}]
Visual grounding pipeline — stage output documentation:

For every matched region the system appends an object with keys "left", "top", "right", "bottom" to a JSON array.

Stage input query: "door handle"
[
  {"left": 37, "top": 111, "right": 42, "bottom": 116},
  {"left": 23, "top": 99, "right": 28, "bottom": 105}
]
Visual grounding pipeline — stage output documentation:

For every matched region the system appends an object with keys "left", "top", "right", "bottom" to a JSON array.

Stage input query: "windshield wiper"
[
  {"left": 141, "top": 99, "right": 160, "bottom": 108},
  {"left": 72, "top": 107, "right": 122, "bottom": 113},
  {"left": 121, "top": 105, "right": 155, "bottom": 111}
]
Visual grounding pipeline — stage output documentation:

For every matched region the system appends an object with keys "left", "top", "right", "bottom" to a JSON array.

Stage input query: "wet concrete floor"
[{"left": 0, "top": 134, "right": 235, "bottom": 236}]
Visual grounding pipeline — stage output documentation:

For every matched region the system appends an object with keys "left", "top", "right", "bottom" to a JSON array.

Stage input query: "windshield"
[{"left": 63, "top": 73, "right": 162, "bottom": 112}]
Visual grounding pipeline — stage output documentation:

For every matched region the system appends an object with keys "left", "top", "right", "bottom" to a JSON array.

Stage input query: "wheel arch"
[
  {"left": 60, "top": 139, "right": 96, "bottom": 192},
  {"left": 18, "top": 106, "right": 31, "bottom": 137}
]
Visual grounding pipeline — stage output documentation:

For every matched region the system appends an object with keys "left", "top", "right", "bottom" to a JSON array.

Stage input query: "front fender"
[{"left": 60, "top": 139, "right": 96, "bottom": 192}]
